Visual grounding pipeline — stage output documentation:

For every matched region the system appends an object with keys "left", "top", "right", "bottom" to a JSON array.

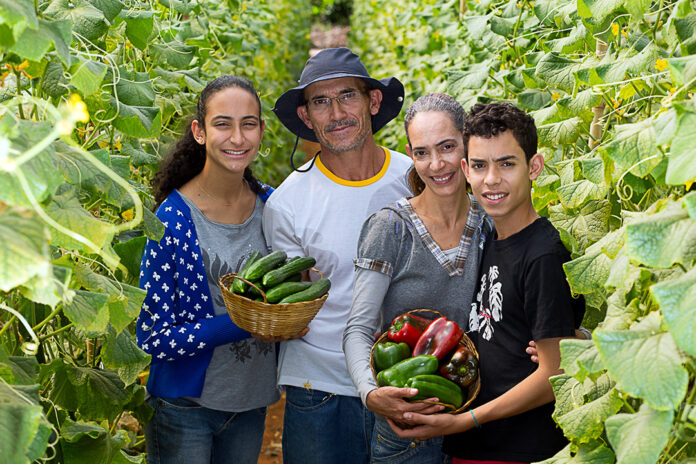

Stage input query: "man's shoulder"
[{"left": 385, "top": 148, "right": 412, "bottom": 173}]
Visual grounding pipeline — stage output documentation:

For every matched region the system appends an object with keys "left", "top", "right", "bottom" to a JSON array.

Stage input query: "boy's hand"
[{"left": 526, "top": 327, "right": 590, "bottom": 363}]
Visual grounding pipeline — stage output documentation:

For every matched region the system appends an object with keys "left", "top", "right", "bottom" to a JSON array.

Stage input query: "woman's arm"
[{"left": 388, "top": 336, "right": 566, "bottom": 439}]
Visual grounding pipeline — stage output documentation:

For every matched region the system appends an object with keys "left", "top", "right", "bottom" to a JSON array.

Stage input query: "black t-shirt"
[{"left": 443, "top": 217, "right": 585, "bottom": 462}]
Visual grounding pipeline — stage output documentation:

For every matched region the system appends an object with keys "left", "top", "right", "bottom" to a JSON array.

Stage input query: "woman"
[
  {"left": 343, "top": 93, "right": 493, "bottom": 463},
  {"left": 136, "top": 76, "right": 277, "bottom": 464}
]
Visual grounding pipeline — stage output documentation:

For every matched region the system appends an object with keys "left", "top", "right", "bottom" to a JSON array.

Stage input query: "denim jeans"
[
  {"left": 145, "top": 396, "right": 267, "bottom": 464},
  {"left": 282, "top": 386, "right": 375, "bottom": 464},
  {"left": 371, "top": 416, "right": 448, "bottom": 464}
]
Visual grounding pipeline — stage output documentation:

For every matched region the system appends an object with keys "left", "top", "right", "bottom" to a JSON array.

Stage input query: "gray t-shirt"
[
  {"left": 343, "top": 195, "right": 493, "bottom": 404},
  {"left": 180, "top": 192, "right": 279, "bottom": 412}
]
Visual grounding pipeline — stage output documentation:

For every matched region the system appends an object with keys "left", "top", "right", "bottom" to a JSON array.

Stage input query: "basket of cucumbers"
[{"left": 219, "top": 250, "right": 331, "bottom": 337}]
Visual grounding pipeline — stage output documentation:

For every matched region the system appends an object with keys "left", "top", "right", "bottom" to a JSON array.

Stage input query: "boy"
[{"left": 387, "top": 102, "right": 585, "bottom": 463}]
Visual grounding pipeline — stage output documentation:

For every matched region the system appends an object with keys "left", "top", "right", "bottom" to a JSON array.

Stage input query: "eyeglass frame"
[{"left": 304, "top": 89, "right": 370, "bottom": 113}]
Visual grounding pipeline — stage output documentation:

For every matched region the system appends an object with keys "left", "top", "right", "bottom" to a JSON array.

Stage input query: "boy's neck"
[{"left": 493, "top": 201, "right": 540, "bottom": 240}]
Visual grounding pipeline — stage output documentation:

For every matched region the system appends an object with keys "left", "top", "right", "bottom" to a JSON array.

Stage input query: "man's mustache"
[{"left": 326, "top": 119, "right": 358, "bottom": 131}]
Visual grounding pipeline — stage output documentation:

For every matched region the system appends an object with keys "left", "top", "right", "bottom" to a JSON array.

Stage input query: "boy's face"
[{"left": 462, "top": 130, "right": 543, "bottom": 224}]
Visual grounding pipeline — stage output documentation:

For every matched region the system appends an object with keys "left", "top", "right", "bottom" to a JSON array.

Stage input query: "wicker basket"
[
  {"left": 219, "top": 272, "right": 328, "bottom": 337},
  {"left": 369, "top": 309, "right": 480, "bottom": 414}
]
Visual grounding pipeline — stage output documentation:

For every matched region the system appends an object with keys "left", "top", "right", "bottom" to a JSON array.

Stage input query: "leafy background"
[
  {"left": 352, "top": 0, "right": 695, "bottom": 462},
  {"left": 0, "top": 0, "right": 310, "bottom": 461}
]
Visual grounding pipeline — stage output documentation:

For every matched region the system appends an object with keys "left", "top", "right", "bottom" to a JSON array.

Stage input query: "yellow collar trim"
[{"left": 315, "top": 147, "right": 391, "bottom": 187}]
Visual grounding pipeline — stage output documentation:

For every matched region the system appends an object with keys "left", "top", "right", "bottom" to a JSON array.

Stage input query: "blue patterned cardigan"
[{"left": 136, "top": 188, "right": 272, "bottom": 398}]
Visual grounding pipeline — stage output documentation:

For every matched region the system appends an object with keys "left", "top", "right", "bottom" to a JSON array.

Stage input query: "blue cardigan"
[{"left": 136, "top": 187, "right": 272, "bottom": 398}]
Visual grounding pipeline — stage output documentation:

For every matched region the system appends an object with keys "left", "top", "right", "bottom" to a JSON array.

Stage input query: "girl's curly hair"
[{"left": 151, "top": 76, "right": 267, "bottom": 208}]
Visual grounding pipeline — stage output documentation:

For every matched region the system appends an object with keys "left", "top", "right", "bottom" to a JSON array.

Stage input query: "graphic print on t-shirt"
[{"left": 469, "top": 265, "right": 503, "bottom": 341}]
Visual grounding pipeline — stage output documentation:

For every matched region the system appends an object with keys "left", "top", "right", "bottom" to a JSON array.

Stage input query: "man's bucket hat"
[{"left": 273, "top": 47, "right": 405, "bottom": 143}]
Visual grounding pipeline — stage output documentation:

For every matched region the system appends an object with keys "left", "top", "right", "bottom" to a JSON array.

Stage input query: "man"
[
  {"left": 263, "top": 47, "right": 412, "bottom": 463},
  {"left": 388, "top": 103, "right": 585, "bottom": 464}
]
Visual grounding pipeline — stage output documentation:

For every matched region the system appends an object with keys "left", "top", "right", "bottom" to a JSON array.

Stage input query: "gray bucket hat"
[{"left": 273, "top": 47, "right": 405, "bottom": 143}]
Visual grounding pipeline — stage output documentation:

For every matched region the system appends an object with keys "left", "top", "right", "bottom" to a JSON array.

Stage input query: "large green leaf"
[
  {"left": 556, "top": 179, "right": 609, "bottom": 209},
  {"left": 70, "top": 58, "right": 108, "bottom": 96},
  {"left": 666, "top": 109, "right": 696, "bottom": 185},
  {"left": 46, "top": 190, "right": 117, "bottom": 254},
  {"left": 62, "top": 290, "right": 110, "bottom": 335},
  {"left": 0, "top": 120, "right": 62, "bottom": 207},
  {"left": 43, "top": 0, "right": 108, "bottom": 42},
  {"left": 673, "top": 13, "right": 696, "bottom": 54},
  {"left": 577, "top": 0, "right": 626, "bottom": 21},
  {"left": 684, "top": 191, "right": 696, "bottom": 220},
  {"left": 594, "top": 312, "right": 688, "bottom": 410},
  {"left": 101, "top": 325, "right": 150, "bottom": 386},
  {"left": 535, "top": 53, "right": 583, "bottom": 93},
  {"left": 445, "top": 62, "right": 491, "bottom": 94},
  {"left": 40, "top": 359, "right": 135, "bottom": 421},
  {"left": 0, "top": 210, "right": 50, "bottom": 292},
  {"left": 563, "top": 237, "right": 613, "bottom": 294},
  {"left": 9, "top": 18, "right": 72, "bottom": 66},
  {"left": 538, "top": 117, "right": 585, "bottom": 147},
  {"left": 537, "top": 441, "right": 615, "bottom": 464},
  {"left": 74, "top": 263, "right": 145, "bottom": 334},
  {"left": 667, "top": 55, "right": 696, "bottom": 91},
  {"left": 605, "top": 403, "right": 673, "bottom": 464},
  {"left": 0, "top": 382, "right": 51, "bottom": 464},
  {"left": 114, "top": 69, "right": 156, "bottom": 107},
  {"left": 121, "top": 10, "right": 154, "bottom": 50},
  {"left": 625, "top": 202, "right": 696, "bottom": 268},
  {"left": 108, "top": 97, "right": 162, "bottom": 138},
  {"left": 60, "top": 419, "right": 129, "bottom": 464},
  {"left": 559, "top": 339, "right": 604, "bottom": 381},
  {"left": 150, "top": 41, "right": 196, "bottom": 69},
  {"left": 651, "top": 267, "right": 696, "bottom": 357},
  {"left": 550, "top": 200, "right": 611, "bottom": 248},
  {"left": 600, "top": 119, "right": 660, "bottom": 178},
  {"left": 113, "top": 236, "right": 146, "bottom": 281},
  {"left": 0, "top": 0, "right": 37, "bottom": 47}
]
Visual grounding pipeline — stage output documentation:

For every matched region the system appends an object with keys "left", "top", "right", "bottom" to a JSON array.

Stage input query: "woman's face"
[
  {"left": 406, "top": 111, "right": 466, "bottom": 197},
  {"left": 193, "top": 86, "right": 264, "bottom": 175}
]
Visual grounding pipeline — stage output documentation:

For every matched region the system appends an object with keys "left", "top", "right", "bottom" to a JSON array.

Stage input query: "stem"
[
  {"left": 32, "top": 305, "right": 63, "bottom": 331},
  {"left": 0, "top": 315, "right": 17, "bottom": 336},
  {"left": 38, "top": 323, "right": 74, "bottom": 342}
]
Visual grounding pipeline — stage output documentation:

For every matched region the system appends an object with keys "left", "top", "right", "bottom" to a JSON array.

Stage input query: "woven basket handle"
[
  {"left": 231, "top": 275, "right": 268, "bottom": 303},
  {"left": 308, "top": 267, "right": 324, "bottom": 280}
]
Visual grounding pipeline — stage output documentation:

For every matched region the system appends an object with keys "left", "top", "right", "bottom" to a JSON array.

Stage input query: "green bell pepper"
[
  {"left": 405, "top": 374, "right": 464, "bottom": 409},
  {"left": 373, "top": 342, "right": 411, "bottom": 371},
  {"left": 376, "top": 355, "right": 438, "bottom": 388}
]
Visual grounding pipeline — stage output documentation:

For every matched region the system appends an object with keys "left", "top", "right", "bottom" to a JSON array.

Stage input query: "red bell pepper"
[
  {"left": 412, "top": 317, "right": 463, "bottom": 360},
  {"left": 388, "top": 313, "right": 431, "bottom": 348}
]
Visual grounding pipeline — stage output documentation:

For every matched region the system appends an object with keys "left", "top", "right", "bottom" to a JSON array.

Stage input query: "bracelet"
[{"left": 469, "top": 409, "right": 481, "bottom": 428}]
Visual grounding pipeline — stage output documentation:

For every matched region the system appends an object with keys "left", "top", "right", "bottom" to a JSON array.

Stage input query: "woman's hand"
[
  {"left": 366, "top": 386, "right": 445, "bottom": 420},
  {"left": 386, "top": 411, "right": 464, "bottom": 440},
  {"left": 251, "top": 327, "right": 309, "bottom": 343}
]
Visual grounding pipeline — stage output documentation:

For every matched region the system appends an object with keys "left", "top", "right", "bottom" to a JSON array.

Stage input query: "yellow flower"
[
  {"left": 115, "top": 139, "right": 122, "bottom": 151},
  {"left": 0, "top": 71, "right": 9, "bottom": 87},
  {"left": 689, "top": 92, "right": 694, "bottom": 99},
  {"left": 121, "top": 208, "right": 134, "bottom": 221},
  {"left": 552, "top": 92, "right": 560, "bottom": 101},
  {"left": 517, "top": 2, "right": 521, "bottom": 7},
  {"left": 17, "top": 60, "right": 29, "bottom": 71},
  {"left": 97, "top": 139, "right": 108, "bottom": 149},
  {"left": 529, "top": 1, "right": 534, "bottom": 6},
  {"left": 669, "top": 87, "right": 677, "bottom": 94},
  {"left": 657, "top": 20, "right": 663, "bottom": 27},
  {"left": 611, "top": 23, "right": 619, "bottom": 35},
  {"left": 242, "top": 1, "right": 247, "bottom": 10},
  {"left": 685, "top": 179, "right": 694, "bottom": 190},
  {"left": 68, "top": 94, "right": 89, "bottom": 123},
  {"left": 655, "top": 58, "right": 668, "bottom": 71},
  {"left": 621, "top": 29, "right": 628, "bottom": 38}
]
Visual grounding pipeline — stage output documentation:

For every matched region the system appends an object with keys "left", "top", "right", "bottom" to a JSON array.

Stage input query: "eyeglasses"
[{"left": 307, "top": 90, "right": 366, "bottom": 112}]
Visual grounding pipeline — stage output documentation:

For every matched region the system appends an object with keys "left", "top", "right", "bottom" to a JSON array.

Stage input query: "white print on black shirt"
[{"left": 469, "top": 265, "right": 503, "bottom": 341}]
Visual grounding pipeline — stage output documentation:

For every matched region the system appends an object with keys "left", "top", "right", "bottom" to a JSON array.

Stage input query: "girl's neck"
[{"left": 195, "top": 166, "right": 248, "bottom": 204}]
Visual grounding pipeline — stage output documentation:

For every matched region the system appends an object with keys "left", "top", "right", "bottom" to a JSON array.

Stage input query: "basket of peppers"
[{"left": 369, "top": 309, "right": 480, "bottom": 414}]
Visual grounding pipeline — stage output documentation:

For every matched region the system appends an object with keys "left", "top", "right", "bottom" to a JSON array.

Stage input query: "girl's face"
[
  {"left": 192, "top": 86, "right": 264, "bottom": 175},
  {"left": 406, "top": 111, "right": 466, "bottom": 198}
]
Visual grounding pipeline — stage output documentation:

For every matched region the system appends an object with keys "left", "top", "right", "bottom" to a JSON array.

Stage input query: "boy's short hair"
[{"left": 463, "top": 103, "right": 538, "bottom": 162}]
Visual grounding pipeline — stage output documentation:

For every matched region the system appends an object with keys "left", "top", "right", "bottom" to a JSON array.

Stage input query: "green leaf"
[
  {"left": 651, "top": 267, "right": 696, "bottom": 357},
  {"left": 490, "top": 15, "right": 515, "bottom": 37},
  {"left": 89, "top": 0, "right": 124, "bottom": 23},
  {"left": 9, "top": 18, "right": 72, "bottom": 66},
  {"left": 667, "top": 55, "right": 696, "bottom": 91},
  {"left": 121, "top": 139, "right": 159, "bottom": 166},
  {"left": 142, "top": 207, "right": 165, "bottom": 241},
  {"left": 549, "top": 200, "right": 611, "bottom": 248},
  {"left": 0, "top": 210, "right": 50, "bottom": 292},
  {"left": 114, "top": 68, "right": 155, "bottom": 107},
  {"left": 101, "top": 325, "right": 150, "bottom": 386},
  {"left": 605, "top": 403, "right": 674, "bottom": 464},
  {"left": 62, "top": 290, "right": 110, "bottom": 335},
  {"left": 559, "top": 339, "right": 604, "bottom": 381},
  {"left": 537, "top": 441, "right": 615, "bottom": 464},
  {"left": 113, "top": 236, "right": 146, "bottom": 280},
  {"left": 674, "top": 14, "right": 696, "bottom": 55},
  {"left": 556, "top": 179, "right": 609, "bottom": 209},
  {"left": 625, "top": 202, "right": 696, "bottom": 268},
  {"left": 594, "top": 312, "right": 688, "bottom": 410},
  {"left": 666, "top": 110, "right": 696, "bottom": 185},
  {"left": 0, "top": 382, "right": 51, "bottom": 463},
  {"left": 41, "top": 56, "right": 69, "bottom": 99},
  {"left": 60, "top": 419, "right": 129, "bottom": 464},
  {"left": 43, "top": 0, "right": 108, "bottom": 42},
  {"left": 538, "top": 117, "right": 585, "bottom": 147},
  {"left": 653, "top": 108, "right": 678, "bottom": 146},
  {"left": 122, "top": 10, "right": 154, "bottom": 50},
  {"left": 535, "top": 53, "right": 583, "bottom": 93},
  {"left": 40, "top": 359, "right": 134, "bottom": 421},
  {"left": 517, "top": 89, "right": 552, "bottom": 110},
  {"left": 74, "top": 263, "right": 146, "bottom": 334},
  {"left": 0, "top": 0, "right": 37, "bottom": 47},
  {"left": 577, "top": 0, "right": 626, "bottom": 21},
  {"left": 46, "top": 189, "right": 117, "bottom": 254},
  {"left": 0, "top": 120, "right": 62, "bottom": 207},
  {"left": 684, "top": 191, "right": 696, "bottom": 220},
  {"left": 70, "top": 58, "right": 108, "bottom": 96},
  {"left": 600, "top": 119, "right": 660, "bottom": 178},
  {"left": 445, "top": 62, "right": 491, "bottom": 94},
  {"left": 108, "top": 97, "right": 162, "bottom": 138},
  {"left": 150, "top": 41, "right": 196, "bottom": 69}
]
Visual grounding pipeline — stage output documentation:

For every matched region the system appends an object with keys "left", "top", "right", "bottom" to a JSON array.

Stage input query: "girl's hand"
[
  {"left": 386, "top": 412, "right": 461, "bottom": 440},
  {"left": 366, "top": 386, "right": 445, "bottom": 420}
]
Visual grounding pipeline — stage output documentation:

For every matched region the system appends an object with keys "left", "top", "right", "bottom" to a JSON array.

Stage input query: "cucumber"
[
  {"left": 278, "top": 278, "right": 331, "bottom": 304},
  {"left": 262, "top": 257, "right": 316, "bottom": 288},
  {"left": 231, "top": 251, "right": 262, "bottom": 294},
  {"left": 244, "top": 250, "right": 287, "bottom": 281},
  {"left": 265, "top": 281, "right": 313, "bottom": 303}
]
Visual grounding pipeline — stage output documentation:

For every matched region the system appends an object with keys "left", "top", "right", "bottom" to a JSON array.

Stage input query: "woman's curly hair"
[{"left": 151, "top": 76, "right": 267, "bottom": 207}]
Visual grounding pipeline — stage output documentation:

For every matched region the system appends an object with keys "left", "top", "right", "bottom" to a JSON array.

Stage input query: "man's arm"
[{"left": 387, "top": 336, "right": 566, "bottom": 439}]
